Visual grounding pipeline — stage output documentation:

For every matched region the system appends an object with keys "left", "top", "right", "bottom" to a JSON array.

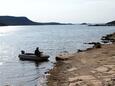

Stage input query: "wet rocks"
[
  {"left": 85, "top": 42, "right": 101, "bottom": 48},
  {"left": 101, "top": 33, "right": 115, "bottom": 43}
]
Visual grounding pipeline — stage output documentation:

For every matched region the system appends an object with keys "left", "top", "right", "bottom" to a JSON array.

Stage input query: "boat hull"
[{"left": 18, "top": 54, "right": 49, "bottom": 62}]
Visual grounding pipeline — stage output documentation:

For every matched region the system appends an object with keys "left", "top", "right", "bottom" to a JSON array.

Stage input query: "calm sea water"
[{"left": 0, "top": 25, "right": 115, "bottom": 86}]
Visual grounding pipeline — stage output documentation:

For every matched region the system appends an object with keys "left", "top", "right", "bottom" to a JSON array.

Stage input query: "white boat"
[{"left": 18, "top": 53, "right": 49, "bottom": 62}]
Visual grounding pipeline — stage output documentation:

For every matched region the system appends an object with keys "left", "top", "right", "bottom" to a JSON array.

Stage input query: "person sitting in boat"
[{"left": 34, "top": 47, "right": 41, "bottom": 57}]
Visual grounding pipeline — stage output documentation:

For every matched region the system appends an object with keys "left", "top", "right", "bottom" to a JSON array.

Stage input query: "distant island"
[
  {"left": 86, "top": 20, "right": 115, "bottom": 26},
  {"left": 0, "top": 16, "right": 72, "bottom": 26},
  {"left": 106, "top": 20, "right": 115, "bottom": 26}
]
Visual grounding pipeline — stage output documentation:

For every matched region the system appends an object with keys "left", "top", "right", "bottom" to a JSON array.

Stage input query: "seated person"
[{"left": 34, "top": 47, "right": 41, "bottom": 57}]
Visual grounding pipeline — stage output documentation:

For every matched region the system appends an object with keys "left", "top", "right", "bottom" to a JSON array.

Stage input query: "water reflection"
[{"left": 34, "top": 61, "right": 49, "bottom": 67}]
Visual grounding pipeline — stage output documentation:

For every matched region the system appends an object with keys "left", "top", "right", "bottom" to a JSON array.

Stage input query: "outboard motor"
[{"left": 21, "top": 50, "right": 25, "bottom": 54}]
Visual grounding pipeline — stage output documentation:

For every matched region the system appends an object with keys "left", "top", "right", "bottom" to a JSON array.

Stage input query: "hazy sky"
[{"left": 0, "top": 0, "right": 115, "bottom": 23}]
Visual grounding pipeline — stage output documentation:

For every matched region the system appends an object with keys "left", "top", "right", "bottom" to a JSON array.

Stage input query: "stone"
[
  {"left": 90, "top": 80, "right": 102, "bottom": 86},
  {"left": 56, "top": 53, "right": 73, "bottom": 61},
  {"left": 67, "top": 67, "right": 77, "bottom": 72},
  {"left": 104, "top": 65, "right": 115, "bottom": 68},
  {"left": 69, "top": 75, "right": 95, "bottom": 82},
  {"left": 95, "top": 66, "right": 109, "bottom": 72},
  {"left": 91, "top": 70, "right": 96, "bottom": 73}
]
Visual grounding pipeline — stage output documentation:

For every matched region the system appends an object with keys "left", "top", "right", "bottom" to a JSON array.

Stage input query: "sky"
[{"left": 0, "top": 0, "right": 115, "bottom": 23}]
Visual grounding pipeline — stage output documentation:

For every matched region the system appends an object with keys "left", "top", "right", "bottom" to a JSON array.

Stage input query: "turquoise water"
[{"left": 0, "top": 25, "right": 115, "bottom": 86}]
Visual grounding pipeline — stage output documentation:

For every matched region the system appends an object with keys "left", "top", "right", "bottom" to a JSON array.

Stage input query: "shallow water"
[{"left": 0, "top": 25, "right": 115, "bottom": 86}]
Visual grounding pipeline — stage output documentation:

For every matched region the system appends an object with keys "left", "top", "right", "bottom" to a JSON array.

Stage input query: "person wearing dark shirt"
[{"left": 34, "top": 47, "right": 41, "bottom": 57}]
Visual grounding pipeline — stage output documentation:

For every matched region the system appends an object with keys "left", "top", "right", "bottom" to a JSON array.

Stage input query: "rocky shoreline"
[{"left": 47, "top": 33, "right": 115, "bottom": 86}]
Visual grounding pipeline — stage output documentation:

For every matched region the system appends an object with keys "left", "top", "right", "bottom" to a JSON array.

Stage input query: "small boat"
[{"left": 18, "top": 53, "right": 49, "bottom": 62}]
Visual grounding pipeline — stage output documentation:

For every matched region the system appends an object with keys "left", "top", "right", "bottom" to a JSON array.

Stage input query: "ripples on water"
[{"left": 0, "top": 25, "right": 115, "bottom": 86}]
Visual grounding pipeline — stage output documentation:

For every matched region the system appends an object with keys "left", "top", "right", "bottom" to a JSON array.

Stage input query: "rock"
[
  {"left": 69, "top": 82, "right": 78, "bottom": 86},
  {"left": 69, "top": 75, "right": 96, "bottom": 82},
  {"left": 77, "top": 49, "right": 84, "bottom": 53},
  {"left": 104, "top": 65, "right": 115, "bottom": 69},
  {"left": 90, "top": 80, "right": 102, "bottom": 86},
  {"left": 56, "top": 53, "right": 73, "bottom": 61},
  {"left": 56, "top": 56, "right": 69, "bottom": 61},
  {"left": 67, "top": 67, "right": 77, "bottom": 72},
  {"left": 85, "top": 42, "right": 101, "bottom": 48},
  {"left": 92, "top": 42, "right": 101, "bottom": 48},
  {"left": 95, "top": 66, "right": 109, "bottom": 72},
  {"left": 105, "top": 78, "right": 115, "bottom": 86},
  {"left": 101, "top": 33, "right": 115, "bottom": 43},
  {"left": 91, "top": 70, "right": 96, "bottom": 74},
  {"left": 69, "top": 81, "right": 87, "bottom": 86}
]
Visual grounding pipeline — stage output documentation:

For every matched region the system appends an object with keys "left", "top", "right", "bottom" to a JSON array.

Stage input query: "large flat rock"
[{"left": 56, "top": 53, "right": 73, "bottom": 61}]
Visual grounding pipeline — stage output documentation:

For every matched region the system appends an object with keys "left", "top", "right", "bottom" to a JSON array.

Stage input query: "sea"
[{"left": 0, "top": 25, "right": 115, "bottom": 86}]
